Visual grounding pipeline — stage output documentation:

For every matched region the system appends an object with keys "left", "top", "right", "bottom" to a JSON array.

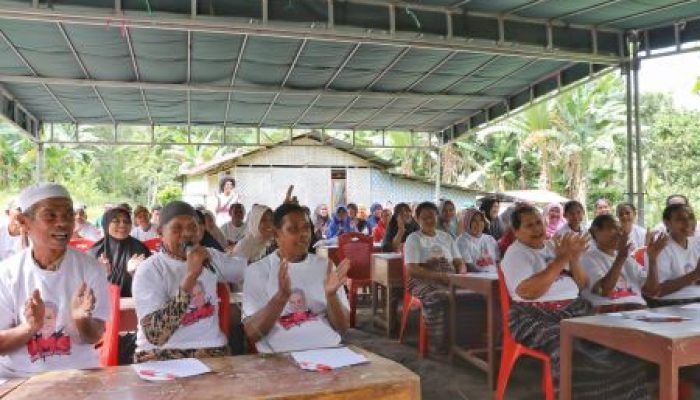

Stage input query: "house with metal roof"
[{"left": 178, "top": 131, "right": 491, "bottom": 212}]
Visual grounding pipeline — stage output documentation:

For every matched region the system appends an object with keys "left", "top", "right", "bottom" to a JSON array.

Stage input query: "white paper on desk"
[
  {"left": 132, "top": 358, "right": 211, "bottom": 380},
  {"left": 291, "top": 347, "right": 369, "bottom": 371},
  {"left": 622, "top": 311, "right": 690, "bottom": 322},
  {"left": 681, "top": 303, "right": 700, "bottom": 310}
]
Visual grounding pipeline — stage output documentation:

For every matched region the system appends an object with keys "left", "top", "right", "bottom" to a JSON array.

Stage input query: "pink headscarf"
[
  {"left": 462, "top": 208, "right": 484, "bottom": 237},
  {"left": 543, "top": 202, "right": 565, "bottom": 238}
]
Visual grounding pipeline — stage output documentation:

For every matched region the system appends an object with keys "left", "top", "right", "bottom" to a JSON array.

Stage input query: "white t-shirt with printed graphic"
[
  {"left": 133, "top": 249, "right": 246, "bottom": 353},
  {"left": 404, "top": 230, "right": 462, "bottom": 265},
  {"left": 220, "top": 222, "right": 247, "bottom": 245},
  {"left": 502, "top": 240, "right": 580, "bottom": 303},
  {"left": 456, "top": 233, "right": 500, "bottom": 273},
  {"left": 651, "top": 237, "right": 700, "bottom": 300},
  {"left": 130, "top": 225, "right": 158, "bottom": 242},
  {"left": 0, "top": 248, "right": 110, "bottom": 378},
  {"left": 580, "top": 246, "right": 646, "bottom": 307},
  {"left": 243, "top": 252, "right": 350, "bottom": 354}
]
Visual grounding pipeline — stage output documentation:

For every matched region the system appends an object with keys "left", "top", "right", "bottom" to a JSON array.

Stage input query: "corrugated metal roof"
[{"left": 0, "top": 0, "right": 698, "bottom": 140}]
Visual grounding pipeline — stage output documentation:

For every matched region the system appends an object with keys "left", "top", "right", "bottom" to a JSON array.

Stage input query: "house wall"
[{"left": 369, "top": 170, "right": 477, "bottom": 207}]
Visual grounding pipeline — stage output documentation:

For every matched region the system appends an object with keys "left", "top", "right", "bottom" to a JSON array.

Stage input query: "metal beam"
[
  {"left": 0, "top": 84, "right": 40, "bottom": 142},
  {"left": 549, "top": 0, "right": 626, "bottom": 22},
  {"left": 57, "top": 22, "right": 116, "bottom": 125},
  {"left": 442, "top": 55, "right": 499, "bottom": 93},
  {"left": 187, "top": 30, "right": 192, "bottom": 129},
  {"left": 124, "top": 27, "right": 153, "bottom": 125},
  {"left": 353, "top": 97, "right": 398, "bottom": 129},
  {"left": 405, "top": 51, "right": 457, "bottom": 91},
  {"left": 597, "top": 0, "right": 697, "bottom": 27},
  {"left": 365, "top": 46, "right": 410, "bottom": 90},
  {"left": 223, "top": 34, "right": 248, "bottom": 131},
  {"left": 291, "top": 93, "right": 322, "bottom": 128},
  {"left": 415, "top": 97, "right": 471, "bottom": 132},
  {"left": 384, "top": 98, "right": 434, "bottom": 130},
  {"left": 0, "top": 8, "right": 624, "bottom": 64},
  {"left": 0, "top": 29, "right": 76, "bottom": 124},
  {"left": 259, "top": 38, "right": 307, "bottom": 126},
  {"left": 0, "top": 74, "right": 504, "bottom": 103},
  {"left": 324, "top": 96, "right": 360, "bottom": 128},
  {"left": 503, "top": 0, "right": 553, "bottom": 15},
  {"left": 325, "top": 42, "right": 361, "bottom": 88}
]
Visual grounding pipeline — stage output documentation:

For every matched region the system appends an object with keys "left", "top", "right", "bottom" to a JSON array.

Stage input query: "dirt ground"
[{"left": 345, "top": 306, "right": 700, "bottom": 400}]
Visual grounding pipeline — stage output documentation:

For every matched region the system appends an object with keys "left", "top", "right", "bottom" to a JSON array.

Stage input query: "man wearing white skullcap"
[
  {"left": 0, "top": 183, "right": 110, "bottom": 377},
  {"left": 0, "top": 200, "right": 24, "bottom": 262}
]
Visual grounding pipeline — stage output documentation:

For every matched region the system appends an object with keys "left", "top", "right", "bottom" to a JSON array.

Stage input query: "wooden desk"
[
  {"left": 0, "top": 347, "right": 421, "bottom": 400},
  {"left": 560, "top": 306, "right": 700, "bottom": 400},
  {"left": 370, "top": 253, "right": 404, "bottom": 337},
  {"left": 0, "top": 380, "right": 24, "bottom": 398},
  {"left": 448, "top": 272, "right": 499, "bottom": 390}
]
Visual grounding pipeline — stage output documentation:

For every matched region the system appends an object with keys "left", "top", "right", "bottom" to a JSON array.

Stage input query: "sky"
[{"left": 638, "top": 50, "right": 700, "bottom": 110}]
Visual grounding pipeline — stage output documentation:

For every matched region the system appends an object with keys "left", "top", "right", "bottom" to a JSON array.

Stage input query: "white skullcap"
[
  {"left": 74, "top": 203, "right": 87, "bottom": 211},
  {"left": 18, "top": 183, "right": 71, "bottom": 211}
]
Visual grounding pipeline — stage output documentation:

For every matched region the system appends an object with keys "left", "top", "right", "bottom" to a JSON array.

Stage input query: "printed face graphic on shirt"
[
  {"left": 27, "top": 301, "right": 71, "bottom": 362},
  {"left": 181, "top": 281, "right": 215, "bottom": 326},
  {"left": 476, "top": 247, "right": 495, "bottom": 269},
  {"left": 279, "top": 289, "right": 317, "bottom": 329},
  {"left": 430, "top": 245, "right": 445, "bottom": 260}
]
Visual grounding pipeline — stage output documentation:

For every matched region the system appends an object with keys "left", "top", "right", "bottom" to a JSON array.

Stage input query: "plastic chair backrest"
[
  {"left": 496, "top": 266, "right": 514, "bottom": 341},
  {"left": 99, "top": 284, "right": 121, "bottom": 366},
  {"left": 337, "top": 232, "right": 374, "bottom": 280},
  {"left": 217, "top": 282, "right": 231, "bottom": 337},
  {"left": 142, "top": 237, "right": 162, "bottom": 252},
  {"left": 69, "top": 238, "right": 94, "bottom": 253},
  {"left": 634, "top": 246, "right": 646, "bottom": 267}
]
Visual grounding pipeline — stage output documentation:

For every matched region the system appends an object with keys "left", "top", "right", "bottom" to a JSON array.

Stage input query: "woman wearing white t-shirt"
[
  {"left": 243, "top": 203, "right": 350, "bottom": 354},
  {"left": 645, "top": 203, "right": 700, "bottom": 307},
  {"left": 132, "top": 201, "right": 246, "bottom": 362},
  {"left": 456, "top": 208, "right": 499, "bottom": 273},
  {"left": 554, "top": 200, "right": 587, "bottom": 238},
  {"left": 582, "top": 214, "right": 667, "bottom": 313},
  {"left": 404, "top": 202, "right": 466, "bottom": 354},
  {"left": 616, "top": 202, "right": 648, "bottom": 252},
  {"left": 502, "top": 205, "right": 651, "bottom": 399}
]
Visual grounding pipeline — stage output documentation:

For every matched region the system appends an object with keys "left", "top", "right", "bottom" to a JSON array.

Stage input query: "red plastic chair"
[
  {"left": 633, "top": 246, "right": 646, "bottom": 268},
  {"left": 398, "top": 245, "right": 428, "bottom": 357},
  {"left": 337, "top": 232, "right": 375, "bottom": 327},
  {"left": 495, "top": 266, "right": 554, "bottom": 400},
  {"left": 69, "top": 238, "right": 95, "bottom": 253},
  {"left": 142, "top": 237, "right": 162, "bottom": 252},
  {"left": 217, "top": 282, "right": 231, "bottom": 337},
  {"left": 99, "top": 284, "right": 122, "bottom": 367}
]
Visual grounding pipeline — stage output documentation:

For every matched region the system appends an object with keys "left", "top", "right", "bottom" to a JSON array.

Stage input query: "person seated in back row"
[
  {"left": 243, "top": 203, "right": 350, "bottom": 353},
  {"left": 555, "top": 200, "right": 587, "bottom": 237},
  {"left": 132, "top": 201, "right": 246, "bottom": 362},
  {"left": 0, "top": 183, "right": 109, "bottom": 377}
]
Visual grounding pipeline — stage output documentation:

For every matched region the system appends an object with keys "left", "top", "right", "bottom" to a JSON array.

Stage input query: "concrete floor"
[{"left": 345, "top": 306, "right": 700, "bottom": 400}]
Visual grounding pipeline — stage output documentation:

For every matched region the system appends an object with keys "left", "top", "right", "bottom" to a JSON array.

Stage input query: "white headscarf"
[{"left": 232, "top": 204, "right": 272, "bottom": 263}]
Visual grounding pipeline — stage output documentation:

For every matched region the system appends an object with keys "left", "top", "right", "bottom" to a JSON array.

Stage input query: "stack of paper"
[
  {"left": 132, "top": 358, "right": 211, "bottom": 381},
  {"left": 291, "top": 347, "right": 369, "bottom": 372},
  {"left": 681, "top": 303, "right": 700, "bottom": 310},
  {"left": 622, "top": 311, "right": 690, "bottom": 323}
]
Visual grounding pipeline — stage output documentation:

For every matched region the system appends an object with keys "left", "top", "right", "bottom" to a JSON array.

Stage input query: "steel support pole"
[
  {"left": 631, "top": 34, "right": 644, "bottom": 226},
  {"left": 34, "top": 142, "right": 44, "bottom": 183},
  {"left": 624, "top": 62, "right": 634, "bottom": 204},
  {"left": 435, "top": 146, "right": 442, "bottom": 203}
]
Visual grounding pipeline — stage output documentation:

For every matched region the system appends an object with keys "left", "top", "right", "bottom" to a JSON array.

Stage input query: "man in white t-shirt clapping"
[
  {"left": 0, "top": 183, "right": 109, "bottom": 378},
  {"left": 243, "top": 203, "right": 351, "bottom": 353}
]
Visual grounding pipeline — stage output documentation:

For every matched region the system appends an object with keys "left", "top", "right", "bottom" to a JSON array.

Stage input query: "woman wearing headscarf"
[
  {"left": 457, "top": 208, "right": 499, "bottom": 273},
  {"left": 232, "top": 204, "right": 275, "bottom": 263},
  {"left": 88, "top": 207, "right": 152, "bottom": 298},
  {"left": 479, "top": 197, "right": 503, "bottom": 240},
  {"left": 438, "top": 199, "right": 460, "bottom": 238},
  {"left": 325, "top": 205, "right": 353, "bottom": 240},
  {"left": 381, "top": 203, "right": 419, "bottom": 252},
  {"left": 543, "top": 202, "right": 566, "bottom": 239},
  {"left": 366, "top": 203, "right": 383, "bottom": 233},
  {"left": 313, "top": 204, "right": 330, "bottom": 242}
]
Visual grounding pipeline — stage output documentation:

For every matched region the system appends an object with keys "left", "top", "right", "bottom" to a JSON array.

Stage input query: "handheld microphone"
[{"left": 181, "top": 241, "right": 216, "bottom": 274}]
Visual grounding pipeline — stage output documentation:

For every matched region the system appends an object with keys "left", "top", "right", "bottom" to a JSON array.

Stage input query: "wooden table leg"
[
  {"left": 371, "top": 282, "right": 378, "bottom": 321},
  {"left": 385, "top": 283, "right": 393, "bottom": 337},
  {"left": 486, "top": 287, "right": 496, "bottom": 390},
  {"left": 559, "top": 324, "right": 573, "bottom": 400},
  {"left": 659, "top": 361, "right": 678, "bottom": 400},
  {"left": 448, "top": 281, "right": 456, "bottom": 364}
]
